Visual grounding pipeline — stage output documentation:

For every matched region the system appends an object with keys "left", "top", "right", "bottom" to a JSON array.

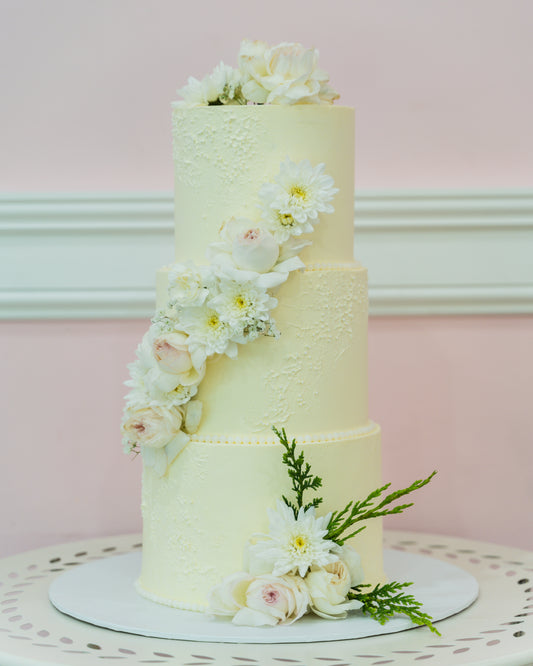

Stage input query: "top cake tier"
[{"left": 172, "top": 105, "right": 355, "bottom": 264}]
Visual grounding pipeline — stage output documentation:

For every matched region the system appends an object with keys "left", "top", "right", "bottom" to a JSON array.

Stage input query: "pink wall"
[
  {"left": 369, "top": 316, "right": 533, "bottom": 549},
  {"left": 1, "top": 0, "right": 532, "bottom": 191},
  {"left": 1, "top": 316, "right": 532, "bottom": 557}
]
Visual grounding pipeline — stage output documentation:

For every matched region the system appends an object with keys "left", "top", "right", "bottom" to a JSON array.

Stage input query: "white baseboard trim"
[{"left": 1, "top": 190, "right": 532, "bottom": 319}]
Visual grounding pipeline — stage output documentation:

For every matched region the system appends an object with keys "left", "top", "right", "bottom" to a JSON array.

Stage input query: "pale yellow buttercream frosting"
[
  {"left": 172, "top": 105, "right": 355, "bottom": 265},
  {"left": 139, "top": 104, "right": 385, "bottom": 609}
]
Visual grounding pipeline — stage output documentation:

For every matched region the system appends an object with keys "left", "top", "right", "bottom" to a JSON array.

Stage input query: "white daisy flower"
[
  {"left": 179, "top": 304, "right": 238, "bottom": 363},
  {"left": 209, "top": 278, "right": 277, "bottom": 333},
  {"left": 246, "top": 500, "right": 337, "bottom": 578},
  {"left": 260, "top": 159, "right": 338, "bottom": 242},
  {"left": 259, "top": 199, "right": 309, "bottom": 244},
  {"left": 176, "top": 62, "right": 245, "bottom": 107}
]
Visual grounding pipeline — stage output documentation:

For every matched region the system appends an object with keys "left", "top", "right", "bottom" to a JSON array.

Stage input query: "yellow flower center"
[
  {"left": 290, "top": 185, "right": 307, "bottom": 200},
  {"left": 292, "top": 535, "right": 307, "bottom": 551},
  {"left": 234, "top": 295, "right": 247, "bottom": 309},
  {"left": 278, "top": 212, "right": 295, "bottom": 227},
  {"left": 207, "top": 314, "right": 220, "bottom": 329}
]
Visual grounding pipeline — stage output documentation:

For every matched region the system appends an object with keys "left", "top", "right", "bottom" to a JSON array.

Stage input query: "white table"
[{"left": 1, "top": 531, "right": 532, "bottom": 665}]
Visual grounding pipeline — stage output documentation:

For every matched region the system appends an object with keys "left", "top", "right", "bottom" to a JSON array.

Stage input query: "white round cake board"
[{"left": 48, "top": 549, "right": 478, "bottom": 644}]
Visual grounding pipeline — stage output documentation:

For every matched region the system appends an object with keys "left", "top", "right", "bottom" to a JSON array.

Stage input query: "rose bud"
[{"left": 232, "top": 227, "right": 280, "bottom": 273}]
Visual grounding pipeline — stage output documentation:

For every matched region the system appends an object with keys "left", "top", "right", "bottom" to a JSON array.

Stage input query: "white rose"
[
  {"left": 233, "top": 574, "right": 310, "bottom": 626},
  {"left": 334, "top": 543, "right": 365, "bottom": 587},
  {"left": 208, "top": 572, "right": 254, "bottom": 616},
  {"left": 206, "top": 218, "right": 300, "bottom": 290},
  {"left": 305, "top": 558, "right": 363, "bottom": 619},
  {"left": 151, "top": 331, "right": 205, "bottom": 388},
  {"left": 135, "top": 332, "right": 205, "bottom": 403},
  {"left": 121, "top": 404, "right": 183, "bottom": 450},
  {"left": 239, "top": 39, "right": 339, "bottom": 106},
  {"left": 168, "top": 263, "right": 208, "bottom": 307},
  {"left": 232, "top": 226, "right": 279, "bottom": 273}
]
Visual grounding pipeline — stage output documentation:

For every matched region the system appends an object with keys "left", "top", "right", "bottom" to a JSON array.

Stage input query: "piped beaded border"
[{"left": 189, "top": 422, "right": 380, "bottom": 446}]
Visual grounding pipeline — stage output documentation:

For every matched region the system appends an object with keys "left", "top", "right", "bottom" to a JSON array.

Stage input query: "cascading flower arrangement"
[
  {"left": 121, "top": 158, "right": 338, "bottom": 476},
  {"left": 208, "top": 427, "right": 439, "bottom": 631},
  {"left": 122, "top": 38, "right": 341, "bottom": 475},
  {"left": 176, "top": 39, "right": 339, "bottom": 107}
]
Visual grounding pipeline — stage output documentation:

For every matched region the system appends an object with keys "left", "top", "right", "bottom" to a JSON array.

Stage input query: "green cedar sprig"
[
  {"left": 349, "top": 581, "right": 441, "bottom": 635},
  {"left": 326, "top": 471, "right": 437, "bottom": 545},
  {"left": 272, "top": 426, "right": 323, "bottom": 518},
  {"left": 272, "top": 426, "right": 438, "bottom": 631}
]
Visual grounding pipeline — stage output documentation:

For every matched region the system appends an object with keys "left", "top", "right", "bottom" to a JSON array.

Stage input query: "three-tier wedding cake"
[{"left": 122, "top": 39, "right": 386, "bottom": 622}]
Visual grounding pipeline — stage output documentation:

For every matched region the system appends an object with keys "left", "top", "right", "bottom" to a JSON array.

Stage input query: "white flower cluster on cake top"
[
  {"left": 121, "top": 158, "right": 337, "bottom": 476},
  {"left": 177, "top": 39, "right": 339, "bottom": 107}
]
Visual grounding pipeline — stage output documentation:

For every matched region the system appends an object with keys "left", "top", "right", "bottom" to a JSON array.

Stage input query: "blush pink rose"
[
  {"left": 233, "top": 574, "right": 310, "bottom": 626},
  {"left": 122, "top": 405, "right": 183, "bottom": 450},
  {"left": 152, "top": 332, "right": 193, "bottom": 375}
]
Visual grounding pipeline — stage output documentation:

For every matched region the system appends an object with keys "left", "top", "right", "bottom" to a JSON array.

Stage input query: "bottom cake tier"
[{"left": 137, "top": 423, "right": 384, "bottom": 610}]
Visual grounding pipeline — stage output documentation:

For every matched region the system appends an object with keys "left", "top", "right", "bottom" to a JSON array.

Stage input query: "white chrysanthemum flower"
[
  {"left": 177, "top": 62, "right": 245, "bottom": 107},
  {"left": 259, "top": 199, "right": 307, "bottom": 244},
  {"left": 259, "top": 159, "right": 338, "bottom": 242},
  {"left": 247, "top": 500, "right": 337, "bottom": 578},
  {"left": 179, "top": 304, "right": 238, "bottom": 363},
  {"left": 175, "top": 76, "right": 205, "bottom": 107},
  {"left": 209, "top": 278, "right": 277, "bottom": 333}
]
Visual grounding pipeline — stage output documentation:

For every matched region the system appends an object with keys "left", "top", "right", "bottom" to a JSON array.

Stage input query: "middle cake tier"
[{"left": 156, "top": 262, "right": 370, "bottom": 436}]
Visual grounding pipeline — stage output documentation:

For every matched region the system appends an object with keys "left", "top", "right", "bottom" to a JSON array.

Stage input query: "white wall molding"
[{"left": 1, "top": 190, "right": 532, "bottom": 319}]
